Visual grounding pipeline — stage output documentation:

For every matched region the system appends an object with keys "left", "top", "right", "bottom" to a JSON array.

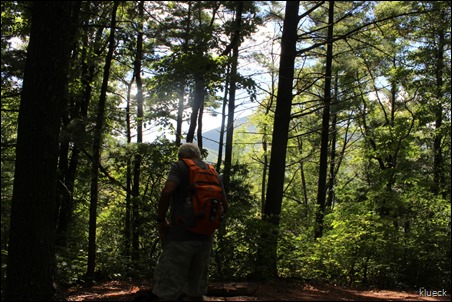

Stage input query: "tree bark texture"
[
  {"left": 259, "top": 0, "right": 299, "bottom": 278},
  {"left": 314, "top": 0, "right": 334, "bottom": 239},
  {"left": 223, "top": 1, "right": 243, "bottom": 193},
  {"left": 132, "top": 0, "right": 144, "bottom": 262},
  {"left": 6, "top": 1, "right": 78, "bottom": 300}
]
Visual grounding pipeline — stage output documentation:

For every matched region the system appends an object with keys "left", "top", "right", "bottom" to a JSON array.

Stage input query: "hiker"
[{"left": 152, "top": 142, "right": 229, "bottom": 301}]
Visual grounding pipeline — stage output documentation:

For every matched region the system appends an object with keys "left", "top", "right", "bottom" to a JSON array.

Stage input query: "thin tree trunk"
[
  {"left": 197, "top": 102, "right": 204, "bottom": 150},
  {"left": 223, "top": 1, "right": 243, "bottom": 194},
  {"left": 186, "top": 75, "right": 205, "bottom": 143},
  {"left": 125, "top": 77, "right": 134, "bottom": 258},
  {"left": 261, "top": 135, "right": 268, "bottom": 214},
  {"left": 175, "top": 3, "right": 192, "bottom": 146},
  {"left": 216, "top": 70, "right": 229, "bottom": 171},
  {"left": 132, "top": 0, "right": 144, "bottom": 261},
  {"left": 175, "top": 86, "right": 185, "bottom": 146},
  {"left": 296, "top": 133, "right": 308, "bottom": 213},
  {"left": 55, "top": 141, "right": 80, "bottom": 247},
  {"left": 87, "top": 0, "right": 119, "bottom": 283},
  {"left": 433, "top": 30, "right": 445, "bottom": 197},
  {"left": 314, "top": 0, "right": 334, "bottom": 239},
  {"left": 56, "top": 12, "right": 94, "bottom": 247},
  {"left": 326, "top": 73, "right": 338, "bottom": 210}
]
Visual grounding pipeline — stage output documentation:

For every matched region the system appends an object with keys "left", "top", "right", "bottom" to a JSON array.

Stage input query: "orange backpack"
[{"left": 177, "top": 158, "right": 224, "bottom": 235}]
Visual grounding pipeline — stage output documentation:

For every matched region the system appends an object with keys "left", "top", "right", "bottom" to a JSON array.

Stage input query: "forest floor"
[{"left": 66, "top": 278, "right": 451, "bottom": 301}]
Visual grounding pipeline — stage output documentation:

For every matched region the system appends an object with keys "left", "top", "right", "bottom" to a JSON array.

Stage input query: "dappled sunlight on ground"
[{"left": 66, "top": 279, "right": 451, "bottom": 301}]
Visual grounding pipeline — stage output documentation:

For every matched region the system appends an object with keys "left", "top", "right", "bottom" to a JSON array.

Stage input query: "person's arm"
[
  {"left": 156, "top": 180, "right": 178, "bottom": 240},
  {"left": 157, "top": 180, "right": 177, "bottom": 220}
]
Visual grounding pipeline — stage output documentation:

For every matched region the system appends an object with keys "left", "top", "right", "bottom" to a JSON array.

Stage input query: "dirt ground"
[{"left": 66, "top": 279, "right": 451, "bottom": 301}]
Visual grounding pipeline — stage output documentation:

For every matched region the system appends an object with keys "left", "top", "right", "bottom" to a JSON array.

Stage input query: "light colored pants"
[{"left": 153, "top": 240, "right": 212, "bottom": 300}]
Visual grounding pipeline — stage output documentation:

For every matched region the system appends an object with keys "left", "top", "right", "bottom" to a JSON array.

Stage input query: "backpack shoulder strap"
[
  {"left": 207, "top": 163, "right": 218, "bottom": 175},
  {"left": 180, "top": 158, "right": 197, "bottom": 168}
]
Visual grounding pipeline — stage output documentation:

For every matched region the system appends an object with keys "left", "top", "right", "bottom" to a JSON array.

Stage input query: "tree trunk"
[
  {"left": 87, "top": 0, "right": 119, "bottom": 283},
  {"left": 223, "top": 1, "right": 243, "bottom": 194},
  {"left": 56, "top": 6, "right": 90, "bottom": 247},
  {"left": 125, "top": 77, "right": 134, "bottom": 258},
  {"left": 6, "top": 1, "right": 78, "bottom": 300},
  {"left": 296, "top": 133, "right": 308, "bottom": 215},
  {"left": 175, "top": 86, "right": 185, "bottom": 146},
  {"left": 197, "top": 102, "right": 204, "bottom": 150},
  {"left": 326, "top": 73, "right": 339, "bottom": 210},
  {"left": 314, "top": 0, "right": 334, "bottom": 239},
  {"left": 186, "top": 75, "right": 205, "bottom": 143},
  {"left": 55, "top": 141, "right": 80, "bottom": 247},
  {"left": 258, "top": 0, "right": 299, "bottom": 278},
  {"left": 260, "top": 35, "right": 278, "bottom": 215},
  {"left": 175, "top": 3, "right": 191, "bottom": 146},
  {"left": 433, "top": 29, "right": 445, "bottom": 197},
  {"left": 261, "top": 135, "right": 268, "bottom": 214},
  {"left": 216, "top": 69, "right": 229, "bottom": 171},
  {"left": 132, "top": 0, "right": 144, "bottom": 262}
]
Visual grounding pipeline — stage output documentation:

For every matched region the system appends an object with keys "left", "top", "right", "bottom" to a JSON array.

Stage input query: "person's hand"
[{"left": 157, "top": 219, "right": 170, "bottom": 241}]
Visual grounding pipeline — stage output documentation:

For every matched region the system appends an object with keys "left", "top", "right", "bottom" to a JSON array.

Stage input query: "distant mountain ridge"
[{"left": 198, "top": 115, "right": 252, "bottom": 163}]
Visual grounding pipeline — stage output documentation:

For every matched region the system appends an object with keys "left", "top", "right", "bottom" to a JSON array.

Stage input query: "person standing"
[{"left": 152, "top": 143, "right": 229, "bottom": 301}]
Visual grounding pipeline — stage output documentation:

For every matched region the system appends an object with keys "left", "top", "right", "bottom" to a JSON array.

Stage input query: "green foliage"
[
  {"left": 276, "top": 191, "right": 450, "bottom": 290},
  {"left": 211, "top": 163, "right": 261, "bottom": 281},
  {"left": 277, "top": 221, "right": 313, "bottom": 279},
  {"left": 56, "top": 248, "right": 88, "bottom": 286},
  {"left": 96, "top": 139, "right": 178, "bottom": 277}
]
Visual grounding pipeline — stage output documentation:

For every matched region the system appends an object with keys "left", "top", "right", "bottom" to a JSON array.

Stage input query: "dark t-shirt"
[{"left": 166, "top": 159, "right": 214, "bottom": 241}]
